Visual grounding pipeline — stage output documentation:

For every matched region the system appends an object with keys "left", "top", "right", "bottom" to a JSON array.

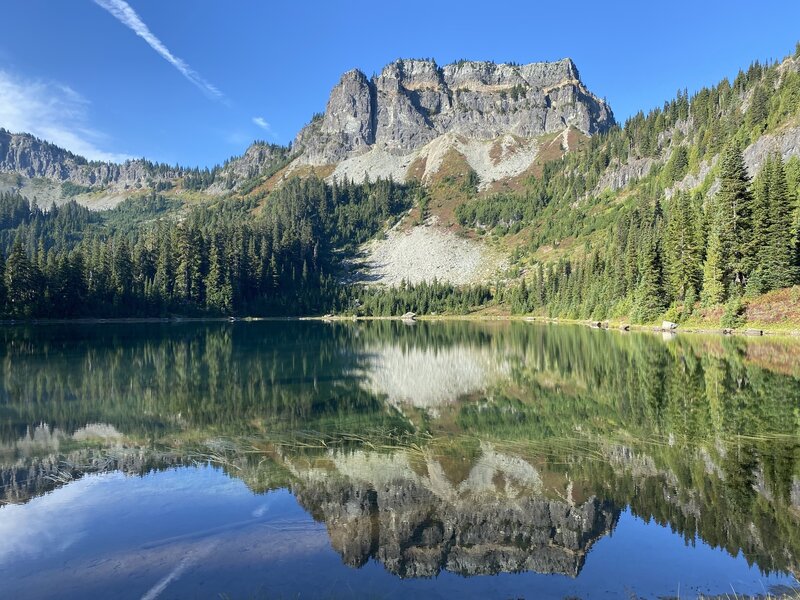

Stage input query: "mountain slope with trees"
[
  {"left": 464, "top": 45, "right": 800, "bottom": 326},
  {"left": 0, "top": 46, "right": 798, "bottom": 324}
]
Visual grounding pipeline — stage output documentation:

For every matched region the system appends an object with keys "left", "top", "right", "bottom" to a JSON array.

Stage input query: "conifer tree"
[
  {"left": 716, "top": 140, "right": 754, "bottom": 292},
  {"left": 762, "top": 155, "right": 798, "bottom": 289},
  {"left": 153, "top": 230, "right": 175, "bottom": 306},
  {"left": 206, "top": 233, "right": 232, "bottom": 312},
  {"left": 745, "top": 156, "right": 773, "bottom": 296},
  {"left": 746, "top": 84, "right": 769, "bottom": 134},
  {"left": 633, "top": 228, "right": 666, "bottom": 322},
  {"left": 111, "top": 239, "right": 133, "bottom": 300},
  {"left": 665, "top": 191, "right": 701, "bottom": 300},
  {"left": 5, "top": 239, "right": 37, "bottom": 316},
  {"left": 751, "top": 156, "right": 772, "bottom": 261},
  {"left": 702, "top": 203, "right": 728, "bottom": 305},
  {"left": 176, "top": 225, "right": 204, "bottom": 304}
]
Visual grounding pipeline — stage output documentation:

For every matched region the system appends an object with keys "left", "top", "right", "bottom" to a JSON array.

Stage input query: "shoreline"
[
  {"left": 2, "top": 313, "right": 799, "bottom": 339},
  {"left": 303, "top": 314, "right": 800, "bottom": 338}
]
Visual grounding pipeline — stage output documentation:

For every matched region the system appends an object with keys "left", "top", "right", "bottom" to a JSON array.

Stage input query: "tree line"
[{"left": 0, "top": 176, "right": 411, "bottom": 318}]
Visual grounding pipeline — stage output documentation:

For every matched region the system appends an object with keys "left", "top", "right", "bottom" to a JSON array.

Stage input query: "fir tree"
[
  {"left": 716, "top": 140, "right": 754, "bottom": 292},
  {"left": 633, "top": 228, "right": 666, "bottom": 322},
  {"left": 702, "top": 202, "right": 728, "bottom": 305},
  {"left": 665, "top": 190, "right": 701, "bottom": 300},
  {"left": 762, "top": 155, "right": 798, "bottom": 289},
  {"left": 206, "top": 233, "right": 232, "bottom": 312},
  {"left": 5, "top": 239, "right": 37, "bottom": 316}
]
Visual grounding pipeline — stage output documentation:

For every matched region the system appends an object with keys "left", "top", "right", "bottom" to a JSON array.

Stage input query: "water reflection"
[
  {"left": 0, "top": 321, "right": 798, "bottom": 594},
  {"left": 285, "top": 443, "right": 618, "bottom": 578},
  {"left": 358, "top": 342, "right": 509, "bottom": 412}
]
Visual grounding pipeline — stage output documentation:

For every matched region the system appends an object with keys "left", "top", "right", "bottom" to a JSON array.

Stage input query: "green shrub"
[{"left": 721, "top": 296, "right": 746, "bottom": 329}]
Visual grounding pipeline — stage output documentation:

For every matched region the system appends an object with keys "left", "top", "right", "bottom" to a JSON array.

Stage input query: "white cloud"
[
  {"left": 252, "top": 116, "right": 276, "bottom": 139},
  {"left": 0, "top": 70, "right": 133, "bottom": 162},
  {"left": 252, "top": 116, "right": 270, "bottom": 131},
  {"left": 94, "top": 0, "right": 224, "bottom": 101}
]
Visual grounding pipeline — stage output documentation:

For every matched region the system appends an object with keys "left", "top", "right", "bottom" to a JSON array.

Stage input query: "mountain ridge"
[
  {"left": 293, "top": 57, "right": 612, "bottom": 164},
  {"left": 0, "top": 56, "right": 613, "bottom": 203},
  {"left": 0, "top": 47, "right": 799, "bottom": 326}
]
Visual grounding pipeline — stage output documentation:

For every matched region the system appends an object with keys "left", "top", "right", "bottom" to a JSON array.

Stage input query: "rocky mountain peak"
[
  {"left": 0, "top": 57, "right": 613, "bottom": 203},
  {"left": 294, "top": 57, "right": 612, "bottom": 168}
]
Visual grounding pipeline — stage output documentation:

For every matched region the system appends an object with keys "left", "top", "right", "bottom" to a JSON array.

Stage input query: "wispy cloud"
[
  {"left": 252, "top": 116, "right": 270, "bottom": 131},
  {"left": 251, "top": 116, "right": 275, "bottom": 137},
  {"left": 0, "top": 70, "right": 132, "bottom": 162},
  {"left": 252, "top": 116, "right": 280, "bottom": 141},
  {"left": 93, "top": 0, "right": 224, "bottom": 101}
]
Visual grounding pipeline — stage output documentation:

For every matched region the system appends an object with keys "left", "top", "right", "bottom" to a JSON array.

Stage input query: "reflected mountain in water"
[
  {"left": 285, "top": 444, "right": 618, "bottom": 578},
  {"left": 0, "top": 321, "right": 798, "bottom": 582},
  {"left": 0, "top": 424, "right": 186, "bottom": 504},
  {"left": 358, "top": 341, "right": 510, "bottom": 412}
]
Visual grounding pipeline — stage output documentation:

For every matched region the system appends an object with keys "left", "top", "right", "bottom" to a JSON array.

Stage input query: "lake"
[{"left": 0, "top": 320, "right": 798, "bottom": 599}]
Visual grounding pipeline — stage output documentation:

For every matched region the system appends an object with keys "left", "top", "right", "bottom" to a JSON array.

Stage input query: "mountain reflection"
[
  {"left": 358, "top": 341, "right": 509, "bottom": 412},
  {"left": 286, "top": 444, "right": 618, "bottom": 578},
  {"left": 0, "top": 321, "right": 798, "bottom": 580}
]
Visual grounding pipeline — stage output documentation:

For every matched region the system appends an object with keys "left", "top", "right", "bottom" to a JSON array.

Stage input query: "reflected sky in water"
[{"left": 2, "top": 465, "right": 794, "bottom": 600}]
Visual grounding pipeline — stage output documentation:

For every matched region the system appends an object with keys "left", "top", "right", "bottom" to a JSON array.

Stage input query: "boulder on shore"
[
  {"left": 661, "top": 321, "right": 678, "bottom": 331},
  {"left": 401, "top": 312, "right": 417, "bottom": 321}
]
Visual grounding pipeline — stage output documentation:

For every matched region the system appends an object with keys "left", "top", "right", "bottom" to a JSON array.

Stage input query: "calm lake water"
[{"left": 0, "top": 321, "right": 799, "bottom": 599}]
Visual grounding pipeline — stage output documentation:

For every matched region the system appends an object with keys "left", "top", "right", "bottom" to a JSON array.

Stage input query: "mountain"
[
  {"left": 289, "top": 58, "right": 613, "bottom": 187},
  {"left": 0, "top": 127, "right": 293, "bottom": 207},
  {"left": 0, "top": 57, "right": 612, "bottom": 203},
  {"left": 0, "top": 129, "right": 178, "bottom": 187},
  {"left": 0, "top": 47, "right": 799, "bottom": 325}
]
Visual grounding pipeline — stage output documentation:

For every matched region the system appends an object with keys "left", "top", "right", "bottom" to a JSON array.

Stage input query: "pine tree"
[
  {"left": 633, "top": 228, "right": 666, "bottom": 322},
  {"left": 761, "top": 155, "right": 798, "bottom": 290},
  {"left": 746, "top": 84, "right": 769, "bottom": 134},
  {"left": 206, "top": 233, "right": 232, "bottom": 312},
  {"left": 153, "top": 228, "right": 176, "bottom": 306},
  {"left": 716, "top": 140, "right": 754, "bottom": 292},
  {"left": 5, "top": 239, "right": 37, "bottom": 316},
  {"left": 111, "top": 238, "right": 133, "bottom": 300},
  {"left": 745, "top": 156, "right": 773, "bottom": 296},
  {"left": 751, "top": 156, "right": 772, "bottom": 261},
  {"left": 701, "top": 202, "right": 728, "bottom": 305},
  {"left": 176, "top": 225, "right": 204, "bottom": 304},
  {"left": 665, "top": 191, "right": 701, "bottom": 300}
]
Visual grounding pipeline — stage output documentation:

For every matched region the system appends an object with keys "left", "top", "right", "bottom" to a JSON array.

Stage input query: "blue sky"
[{"left": 1, "top": 0, "right": 798, "bottom": 167}]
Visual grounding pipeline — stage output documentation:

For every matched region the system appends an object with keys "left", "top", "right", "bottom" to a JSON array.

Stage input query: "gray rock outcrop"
[
  {"left": 0, "top": 129, "right": 289, "bottom": 195},
  {"left": 0, "top": 129, "right": 182, "bottom": 189},
  {"left": 295, "top": 58, "right": 614, "bottom": 166}
]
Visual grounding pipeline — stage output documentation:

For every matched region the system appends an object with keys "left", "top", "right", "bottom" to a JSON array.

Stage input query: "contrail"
[
  {"left": 140, "top": 542, "right": 216, "bottom": 600},
  {"left": 93, "top": 0, "right": 224, "bottom": 101}
]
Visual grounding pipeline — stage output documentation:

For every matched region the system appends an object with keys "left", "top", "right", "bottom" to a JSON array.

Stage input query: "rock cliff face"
[
  {"left": 295, "top": 477, "right": 616, "bottom": 578},
  {"left": 0, "top": 129, "right": 289, "bottom": 198},
  {"left": 0, "top": 129, "right": 181, "bottom": 189},
  {"left": 0, "top": 57, "right": 612, "bottom": 198},
  {"left": 294, "top": 58, "right": 613, "bottom": 172}
]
